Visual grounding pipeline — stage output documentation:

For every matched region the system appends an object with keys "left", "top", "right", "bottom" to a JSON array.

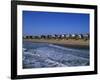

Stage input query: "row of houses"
[{"left": 23, "top": 33, "right": 89, "bottom": 40}]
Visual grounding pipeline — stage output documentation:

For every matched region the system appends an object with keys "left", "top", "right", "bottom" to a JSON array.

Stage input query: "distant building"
[
  {"left": 65, "top": 34, "right": 71, "bottom": 38},
  {"left": 23, "top": 35, "right": 26, "bottom": 39},
  {"left": 83, "top": 34, "right": 89, "bottom": 40},
  {"left": 23, "top": 33, "right": 89, "bottom": 40},
  {"left": 71, "top": 34, "right": 76, "bottom": 38},
  {"left": 77, "top": 34, "right": 83, "bottom": 39},
  {"left": 52, "top": 34, "right": 56, "bottom": 38}
]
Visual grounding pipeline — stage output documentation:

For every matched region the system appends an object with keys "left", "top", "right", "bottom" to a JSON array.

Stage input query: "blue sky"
[{"left": 23, "top": 11, "right": 89, "bottom": 35}]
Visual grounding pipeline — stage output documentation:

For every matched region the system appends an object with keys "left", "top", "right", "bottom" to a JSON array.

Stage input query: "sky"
[{"left": 23, "top": 11, "right": 89, "bottom": 36}]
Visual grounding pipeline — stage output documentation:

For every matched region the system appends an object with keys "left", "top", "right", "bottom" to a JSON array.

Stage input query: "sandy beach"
[{"left": 23, "top": 39, "right": 89, "bottom": 49}]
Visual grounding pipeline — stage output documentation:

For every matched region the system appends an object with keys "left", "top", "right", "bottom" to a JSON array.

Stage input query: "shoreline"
[
  {"left": 53, "top": 43, "right": 89, "bottom": 50},
  {"left": 23, "top": 39, "right": 89, "bottom": 50}
]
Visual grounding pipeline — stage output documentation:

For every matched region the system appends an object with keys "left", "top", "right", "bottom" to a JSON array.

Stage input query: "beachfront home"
[
  {"left": 83, "top": 34, "right": 89, "bottom": 40},
  {"left": 46, "top": 35, "right": 52, "bottom": 39},
  {"left": 49, "top": 34, "right": 62, "bottom": 39},
  {"left": 61, "top": 34, "right": 65, "bottom": 38},
  {"left": 77, "top": 34, "right": 83, "bottom": 39},
  {"left": 25, "top": 36, "right": 29, "bottom": 39},
  {"left": 54, "top": 34, "right": 61, "bottom": 39},
  {"left": 60, "top": 34, "right": 69, "bottom": 39},
  {"left": 65, "top": 34, "right": 71, "bottom": 39},
  {"left": 54, "top": 34, "right": 59, "bottom": 39},
  {"left": 23, "top": 36, "right": 26, "bottom": 39},
  {"left": 23, "top": 35, "right": 33, "bottom": 39},
  {"left": 71, "top": 34, "right": 76, "bottom": 39},
  {"left": 41, "top": 35, "right": 46, "bottom": 39},
  {"left": 51, "top": 34, "right": 56, "bottom": 38}
]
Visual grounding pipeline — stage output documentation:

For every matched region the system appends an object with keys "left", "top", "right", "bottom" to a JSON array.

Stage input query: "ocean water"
[{"left": 23, "top": 41, "right": 89, "bottom": 69}]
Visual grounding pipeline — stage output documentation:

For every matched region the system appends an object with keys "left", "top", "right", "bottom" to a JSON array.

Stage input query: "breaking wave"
[{"left": 23, "top": 42, "right": 89, "bottom": 68}]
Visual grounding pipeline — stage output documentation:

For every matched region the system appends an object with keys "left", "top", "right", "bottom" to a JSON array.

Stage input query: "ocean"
[{"left": 23, "top": 41, "right": 89, "bottom": 69}]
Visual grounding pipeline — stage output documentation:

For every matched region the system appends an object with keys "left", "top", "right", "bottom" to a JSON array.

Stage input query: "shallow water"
[{"left": 23, "top": 41, "right": 89, "bottom": 69}]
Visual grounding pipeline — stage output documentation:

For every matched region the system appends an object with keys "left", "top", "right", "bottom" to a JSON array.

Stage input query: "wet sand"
[{"left": 23, "top": 39, "right": 89, "bottom": 49}]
